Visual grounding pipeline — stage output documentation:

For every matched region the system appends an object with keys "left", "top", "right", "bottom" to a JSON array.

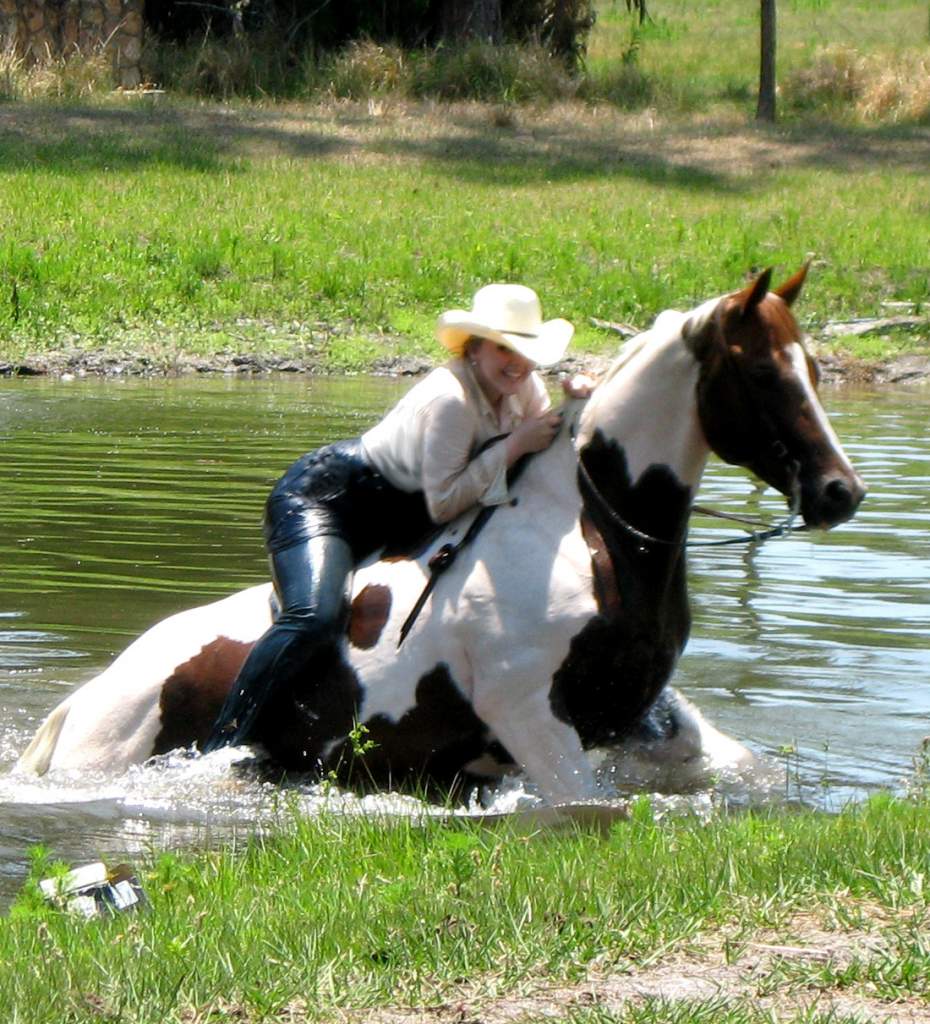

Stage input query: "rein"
[
  {"left": 397, "top": 437, "right": 532, "bottom": 648},
  {"left": 576, "top": 446, "right": 803, "bottom": 551},
  {"left": 570, "top": 402, "right": 804, "bottom": 550},
  {"left": 396, "top": 504, "right": 492, "bottom": 647}
]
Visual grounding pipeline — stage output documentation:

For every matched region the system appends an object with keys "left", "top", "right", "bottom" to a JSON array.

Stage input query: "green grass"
[
  {"left": 131, "top": 0, "right": 930, "bottom": 121},
  {"left": 2, "top": 793, "right": 930, "bottom": 1022},
  {"left": 0, "top": 98, "right": 927, "bottom": 372},
  {"left": 588, "top": 0, "right": 930, "bottom": 110},
  {"left": 0, "top": 0, "right": 926, "bottom": 373}
]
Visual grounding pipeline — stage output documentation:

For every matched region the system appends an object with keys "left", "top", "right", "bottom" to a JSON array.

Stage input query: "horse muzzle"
[{"left": 800, "top": 470, "right": 867, "bottom": 530}]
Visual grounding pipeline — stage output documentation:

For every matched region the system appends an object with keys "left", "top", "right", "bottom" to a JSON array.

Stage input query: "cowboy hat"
[{"left": 436, "top": 284, "right": 574, "bottom": 367}]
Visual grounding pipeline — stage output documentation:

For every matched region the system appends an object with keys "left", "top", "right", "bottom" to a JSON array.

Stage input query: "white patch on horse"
[
  {"left": 787, "top": 340, "right": 858, "bottom": 479},
  {"left": 578, "top": 310, "right": 707, "bottom": 489},
  {"left": 17, "top": 585, "right": 272, "bottom": 775}
]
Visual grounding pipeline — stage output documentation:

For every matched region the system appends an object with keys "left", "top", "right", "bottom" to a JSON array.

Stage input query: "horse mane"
[
  {"left": 598, "top": 331, "right": 654, "bottom": 387},
  {"left": 596, "top": 296, "right": 720, "bottom": 389}
]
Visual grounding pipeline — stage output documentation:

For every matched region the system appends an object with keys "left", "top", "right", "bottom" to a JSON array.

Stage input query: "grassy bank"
[
  {"left": 588, "top": 0, "right": 930, "bottom": 121},
  {"left": 0, "top": 100, "right": 927, "bottom": 375},
  {"left": 3, "top": 794, "right": 930, "bottom": 1022},
  {"left": 0, "top": 0, "right": 927, "bottom": 375}
]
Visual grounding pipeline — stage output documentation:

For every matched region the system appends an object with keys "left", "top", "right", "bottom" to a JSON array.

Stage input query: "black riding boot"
[{"left": 202, "top": 535, "right": 354, "bottom": 752}]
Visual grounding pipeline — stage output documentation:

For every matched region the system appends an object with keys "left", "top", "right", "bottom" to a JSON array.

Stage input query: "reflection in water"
[{"left": 0, "top": 376, "right": 928, "bottom": 905}]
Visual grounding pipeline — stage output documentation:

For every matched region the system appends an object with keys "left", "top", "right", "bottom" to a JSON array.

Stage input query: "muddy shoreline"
[{"left": 3, "top": 346, "right": 930, "bottom": 388}]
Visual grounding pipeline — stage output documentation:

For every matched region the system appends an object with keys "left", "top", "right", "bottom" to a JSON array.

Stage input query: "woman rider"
[{"left": 203, "top": 284, "right": 592, "bottom": 753}]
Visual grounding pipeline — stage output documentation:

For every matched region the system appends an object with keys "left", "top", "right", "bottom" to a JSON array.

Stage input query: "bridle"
[
  {"left": 571, "top": 306, "right": 815, "bottom": 552},
  {"left": 571, "top": 415, "right": 804, "bottom": 551},
  {"left": 576, "top": 443, "right": 802, "bottom": 550}
]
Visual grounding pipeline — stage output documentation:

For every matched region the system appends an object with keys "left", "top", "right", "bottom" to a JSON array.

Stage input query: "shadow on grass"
[
  {"left": 299, "top": 107, "right": 930, "bottom": 188},
  {"left": 371, "top": 131, "right": 742, "bottom": 192},
  {"left": 1, "top": 101, "right": 928, "bottom": 188},
  {"left": 0, "top": 103, "right": 351, "bottom": 174},
  {"left": 777, "top": 120, "right": 930, "bottom": 174},
  {"left": 696, "top": 116, "right": 930, "bottom": 175},
  {"left": 0, "top": 102, "right": 737, "bottom": 191}
]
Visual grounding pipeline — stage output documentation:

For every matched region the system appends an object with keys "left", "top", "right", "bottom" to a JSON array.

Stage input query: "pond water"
[{"left": 0, "top": 374, "right": 927, "bottom": 905}]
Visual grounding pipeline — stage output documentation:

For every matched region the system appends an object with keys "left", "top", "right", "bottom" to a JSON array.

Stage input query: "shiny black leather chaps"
[
  {"left": 203, "top": 535, "right": 354, "bottom": 752},
  {"left": 202, "top": 440, "right": 432, "bottom": 753}
]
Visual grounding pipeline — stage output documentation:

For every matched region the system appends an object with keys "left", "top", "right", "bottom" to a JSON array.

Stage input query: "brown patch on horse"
[
  {"left": 332, "top": 663, "right": 490, "bottom": 797},
  {"left": 348, "top": 584, "right": 392, "bottom": 649},
  {"left": 580, "top": 512, "right": 622, "bottom": 616},
  {"left": 152, "top": 637, "right": 253, "bottom": 755}
]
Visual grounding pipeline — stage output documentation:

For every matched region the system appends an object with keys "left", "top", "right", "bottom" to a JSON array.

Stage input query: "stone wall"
[{"left": 0, "top": 0, "right": 144, "bottom": 88}]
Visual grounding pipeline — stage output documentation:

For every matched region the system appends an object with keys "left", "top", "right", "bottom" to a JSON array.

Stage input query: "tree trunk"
[
  {"left": 627, "top": 0, "right": 648, "bottom": 24},
  {"left": 756, "top": 0, "right": 776, "bottom": 121},
  {"left": 440, "top": 0, "right": 502, "bottom": 43}
]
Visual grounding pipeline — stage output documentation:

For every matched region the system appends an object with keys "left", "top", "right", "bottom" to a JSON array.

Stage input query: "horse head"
[{"left": 684, "top": 265, "right": 865, "bottom": 529}]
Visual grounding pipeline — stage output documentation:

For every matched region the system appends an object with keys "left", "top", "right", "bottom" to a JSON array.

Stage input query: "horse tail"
[{"left": 15, "top": 698, "right": 72, "bottom": 776}]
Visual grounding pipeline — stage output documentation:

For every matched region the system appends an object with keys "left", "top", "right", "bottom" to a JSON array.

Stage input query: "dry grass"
[
  {"left": 0, "top": 1, "right": 927, "bottom": 126},
  {"left": 5, "top": 97, "right": 930, "bottom": 178},
  {"left": 784, "top": 45, "right": 930, "bottom": 124},
  {"left": 319, "top": 39, "right": 411, "bottom": 100},
  {"left": 0, "top": 44, "right": 113, "bottom": 101}
]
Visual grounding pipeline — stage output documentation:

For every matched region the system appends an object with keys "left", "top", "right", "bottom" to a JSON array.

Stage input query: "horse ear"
[
  {"left": 735, "top": 268, "right": 772, "bottom": 316},
  {"left": 773, "top": 262, "right": 810, "bottom": 307}
]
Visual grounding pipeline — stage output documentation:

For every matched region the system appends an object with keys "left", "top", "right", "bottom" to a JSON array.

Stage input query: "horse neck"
[
  {"left": 578, "top": 312, "right": 709, "bottom": 493},
  {"left": 504, "top": 317, "right": 713, "bottom": 546}
]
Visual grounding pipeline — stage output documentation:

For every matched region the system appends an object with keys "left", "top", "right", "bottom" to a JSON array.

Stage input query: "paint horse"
[{"left": 17, "top": 268, "right": 865, "bottom": 803}]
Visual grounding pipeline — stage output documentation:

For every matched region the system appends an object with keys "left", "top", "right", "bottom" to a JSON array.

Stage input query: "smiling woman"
[
  {"left": 469, "top": 338, "right": 539, "bottom": 399},
  {"left": 201, "top": 283, "right": 585, "bottom": 754}
]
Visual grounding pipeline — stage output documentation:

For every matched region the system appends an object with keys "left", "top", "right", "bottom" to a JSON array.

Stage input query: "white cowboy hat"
[{"left": 436, "top": 283, "right": 574, "bottom": 366}]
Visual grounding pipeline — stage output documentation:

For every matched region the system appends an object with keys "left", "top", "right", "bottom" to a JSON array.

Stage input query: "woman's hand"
[
  {"left": 506, "top": 413, "right": 563, "bottom": 464},
  {"left": 561, "top": 373, "right": 597, "bottom": 399}
]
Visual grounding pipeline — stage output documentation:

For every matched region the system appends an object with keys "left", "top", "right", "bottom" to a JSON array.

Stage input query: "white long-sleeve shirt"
[{"left": 361, "top": 358, "right": 550, "bottom": 524}]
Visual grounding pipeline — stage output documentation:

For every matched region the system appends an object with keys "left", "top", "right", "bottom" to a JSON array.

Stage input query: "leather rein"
[{"left": 575, "top": 439, "right": 803, "bottom": 551}]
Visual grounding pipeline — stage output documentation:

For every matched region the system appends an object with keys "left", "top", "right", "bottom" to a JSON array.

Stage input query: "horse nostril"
[
  {"left": 825, "top": 479, "right": 850, "bottom": 503},
  {"left": 824, "top": 476, "right": 865, "bottom": 515}
]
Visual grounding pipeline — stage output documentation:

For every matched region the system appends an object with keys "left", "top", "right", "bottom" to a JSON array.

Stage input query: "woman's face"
[{"left": 469, "top": 338, "right": 536, "bottom": 404}]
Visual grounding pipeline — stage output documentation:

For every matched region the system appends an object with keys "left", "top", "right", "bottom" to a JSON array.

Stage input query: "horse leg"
[{"left": 473, "top": 684, "right": 597, "bottom": 804}]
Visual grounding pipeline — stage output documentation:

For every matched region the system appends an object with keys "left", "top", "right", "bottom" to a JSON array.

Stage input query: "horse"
[{"left": 16, "top": 267, "right": 865, "bottom": 804}]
